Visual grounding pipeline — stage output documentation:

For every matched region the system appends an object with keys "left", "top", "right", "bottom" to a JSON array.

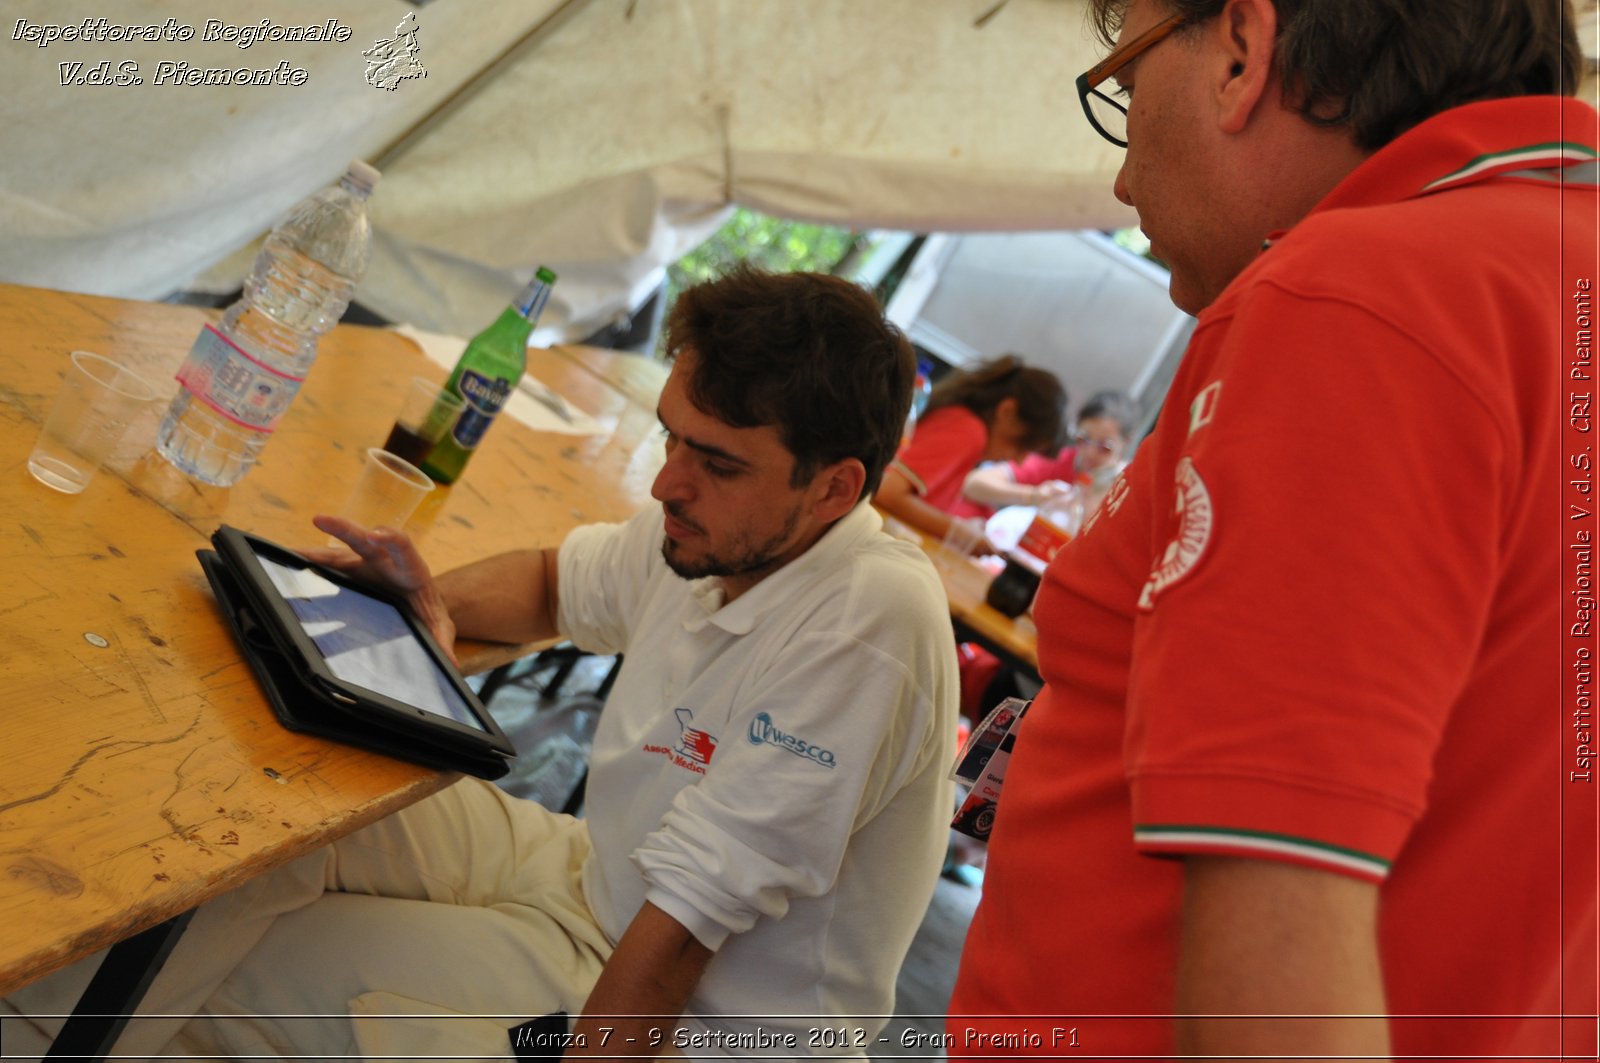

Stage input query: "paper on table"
[{"left": 391, "top": 324, "right": 605, "bottom": 437}]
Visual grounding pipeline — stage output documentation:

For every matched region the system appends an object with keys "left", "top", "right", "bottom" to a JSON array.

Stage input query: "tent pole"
[{"left": 372, "top": 0, "right": 599, "bottom": 172}]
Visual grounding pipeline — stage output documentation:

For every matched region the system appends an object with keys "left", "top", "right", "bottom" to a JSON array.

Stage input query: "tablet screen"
[{"left": 256, "top": 552, "right": 487, "bottom": 732}]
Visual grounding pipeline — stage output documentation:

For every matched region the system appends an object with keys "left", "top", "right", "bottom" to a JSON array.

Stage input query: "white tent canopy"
[
  {"left": 8, "top": 0, "right": 1594, "bottom": 342},
  {"left": 0, "top": 0, "right": 1137, "bottom": 341}
]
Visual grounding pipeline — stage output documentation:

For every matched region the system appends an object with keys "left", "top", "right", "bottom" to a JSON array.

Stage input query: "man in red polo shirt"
[{"left": 950, "top": 0, "right": 1598, "bottom": 1057}]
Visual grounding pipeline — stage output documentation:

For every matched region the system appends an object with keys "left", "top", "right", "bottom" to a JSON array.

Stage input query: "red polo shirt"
[{"left": 950, "top": 96, "right": 1599, "bottom": 1057}]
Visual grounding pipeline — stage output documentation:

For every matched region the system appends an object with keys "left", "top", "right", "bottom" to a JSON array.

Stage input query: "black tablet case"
[{"left": 198, "top": 546, "right": 513, "bottom": 780}]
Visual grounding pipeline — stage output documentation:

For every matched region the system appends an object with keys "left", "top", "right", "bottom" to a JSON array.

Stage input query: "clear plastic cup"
[
  {"left": 335, "top": 447, "right": 435, "bottom": 533},
  {"left": 937, "top": 516, "right": 985, "bottom": 564},
  {"left": 28, "top": 351, "right": 158, "bottom": 494}
]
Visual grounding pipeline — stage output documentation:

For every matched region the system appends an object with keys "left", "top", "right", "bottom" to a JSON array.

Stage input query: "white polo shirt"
[{"left": 558, "top": 501, "right": 957, "bottom": 1054}]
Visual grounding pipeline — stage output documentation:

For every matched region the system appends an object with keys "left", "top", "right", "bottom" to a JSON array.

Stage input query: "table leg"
[{"left": 44, "top": 909, "right": 195, "bottom": 1061}]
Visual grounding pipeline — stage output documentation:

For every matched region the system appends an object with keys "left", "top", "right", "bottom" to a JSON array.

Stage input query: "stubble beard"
[{"left": 660, "top": 502, "right": 802, "bottom": 583}]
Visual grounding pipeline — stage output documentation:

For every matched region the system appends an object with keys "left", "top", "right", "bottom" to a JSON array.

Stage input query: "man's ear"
[
  {"left": 1213, "top": 0, "right": 1279, "bottom": 135},
  {"left": 811, "top": 458, "right": 868, "bottom": 522}
]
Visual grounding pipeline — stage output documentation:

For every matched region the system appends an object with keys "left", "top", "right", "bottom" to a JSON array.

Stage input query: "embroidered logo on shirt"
[
  {"left": 1080, "top": 471, "right": 1131, "bottom": 536},
  {"left": 643, "top": 708, "right": 718, "bottom": 774},
  {"left": 1189, "top": 381, "right": 1221, "bottom": 436},
  {"left": 748, "top": 712, "right": 837, "bottom": 769},
  {"left": 1138, "top": 457, "right": 1213, "bottom": 610},
  {"left": 673, "top": 707, "right": 717, "bottom": 764}
]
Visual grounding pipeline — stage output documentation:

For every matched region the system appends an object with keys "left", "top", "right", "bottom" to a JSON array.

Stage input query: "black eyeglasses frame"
[{"left": 1074, "top": 13, "right": 1189, "bottom": 148}]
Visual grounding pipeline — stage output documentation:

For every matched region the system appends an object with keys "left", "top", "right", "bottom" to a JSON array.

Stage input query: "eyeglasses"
[
  {"left": 1074, "top": 433, "right": 1123, "bottom": 453},
  {"left": 1075, "top": 13, "right": 1188, "bottom": 148}
]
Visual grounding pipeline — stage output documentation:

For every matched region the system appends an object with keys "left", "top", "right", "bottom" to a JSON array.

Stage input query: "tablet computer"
[{"left": 201, "top": 524, "right": 514, "bottom": 776}]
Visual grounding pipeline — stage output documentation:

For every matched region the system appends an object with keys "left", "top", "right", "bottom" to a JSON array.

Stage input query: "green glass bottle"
[{"left": 421, "top": 266, "right": 557, "bottom": 484}]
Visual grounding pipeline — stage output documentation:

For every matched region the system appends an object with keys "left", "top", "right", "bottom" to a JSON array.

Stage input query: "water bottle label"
[
  {"left": 174, "top": 324, "right": 304, "bottom": 432},
  {"left": 451, "top": 370, "right": 511, "bottom": 449},
  {"left": 1018, "top": 514, "right": 1073, "bottom": 563}
]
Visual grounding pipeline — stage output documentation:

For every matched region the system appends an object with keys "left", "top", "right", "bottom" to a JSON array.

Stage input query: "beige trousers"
[{"left": 4, "top": 778, "right": 618, "bottom": 1061}]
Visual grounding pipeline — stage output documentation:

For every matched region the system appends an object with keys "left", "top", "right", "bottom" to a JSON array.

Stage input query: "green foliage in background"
[
  {"left": 1111, "top": 225, "right": 1163, "bottom": 266},
  {"left": 664, "top": 207, "right": 861, "bottom": 313}
]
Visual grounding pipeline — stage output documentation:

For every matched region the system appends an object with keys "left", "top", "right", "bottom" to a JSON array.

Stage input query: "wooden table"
[
  {"left": 0, "top": 284, "right": 667, "bottom": 1006},
  {"left": 550, "top": 343, "right": 671, "bottom": 413},
  {"left": 878, "top": 514, "right": 1039, "bottom": 672}
]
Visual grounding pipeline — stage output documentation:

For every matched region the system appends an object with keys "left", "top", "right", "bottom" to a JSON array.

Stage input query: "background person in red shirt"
[
  {"left": 950, "top": 0, "right": 1597, "bottom": 1058},
  {"left": 962, "top": 389, "right": 1136, "bottom": 519},
  {"left": 873, "top": 354, "right": 1066, "bottom": 551}
]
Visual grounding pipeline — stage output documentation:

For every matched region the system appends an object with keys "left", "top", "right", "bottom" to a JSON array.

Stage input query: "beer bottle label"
[
  {"left": 174, "top": 324, "right": 303, "bottom": 432},
  {"left": 451, "top": 370, "right": 511, "bottom": 449}
]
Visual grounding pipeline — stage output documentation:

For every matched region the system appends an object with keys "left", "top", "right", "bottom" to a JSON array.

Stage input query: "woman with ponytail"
[{"left": 874, "top": 354, "right": 1067, "bottom": 550}]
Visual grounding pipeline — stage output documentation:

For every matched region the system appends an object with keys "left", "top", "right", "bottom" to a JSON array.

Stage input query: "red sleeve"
[
  {"left": 891, "top": 407, "right": 988, "bottom": 512},
  {"left": 1011, "top": 448, "right": 1077, "bottom": 487},
  {"left": 1126, "top": 281, "right": 1504, "bottom": 883}
]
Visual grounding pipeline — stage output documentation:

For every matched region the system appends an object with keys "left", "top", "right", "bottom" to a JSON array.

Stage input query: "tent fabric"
[
  {"left": 4, "top": 0, "right": 1594, "bottom": 341},
  {"left": 0, "top": 0, "right": 1132, "bottom": 340}
]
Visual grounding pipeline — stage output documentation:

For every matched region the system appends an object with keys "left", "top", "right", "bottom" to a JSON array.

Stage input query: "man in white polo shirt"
[{"left": 4, "top": 267, "right": 957, "bottom": 1060}]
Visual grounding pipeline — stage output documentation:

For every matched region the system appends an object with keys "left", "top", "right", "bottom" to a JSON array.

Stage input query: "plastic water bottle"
[
  {"left": 902, "top": 356, "right": 935, "bottom": 447},
  {"left": 1015, "top": 486, "right": 1084, "bottom": 565},
  {"left": 912, "top": 356, "right": 935, "bottom": 418},
  {"left": 156, "top": 161, "right": 380, "bottom": 486}
]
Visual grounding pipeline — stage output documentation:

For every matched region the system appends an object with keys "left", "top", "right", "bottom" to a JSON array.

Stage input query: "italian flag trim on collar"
[
  {"left": 1422, "top": 141, "right": 1599, "bottom": 194},
  {"left": 1134, "top": 824, "right": 1391, "bottom": 882}
]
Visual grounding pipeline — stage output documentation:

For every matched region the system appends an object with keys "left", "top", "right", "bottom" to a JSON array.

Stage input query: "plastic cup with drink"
[{"left": 383, "top": 376, "right": 466, "bottom": 470}]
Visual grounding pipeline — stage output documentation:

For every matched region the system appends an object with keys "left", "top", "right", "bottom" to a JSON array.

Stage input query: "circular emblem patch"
[{"left": 1138, "top": 456, "right": 1212, "bottom": 610}]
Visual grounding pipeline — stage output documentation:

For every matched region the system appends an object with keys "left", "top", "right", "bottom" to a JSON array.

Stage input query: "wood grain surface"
[{"left": 0, "top": 283, "right": 666, "bottom": 995}]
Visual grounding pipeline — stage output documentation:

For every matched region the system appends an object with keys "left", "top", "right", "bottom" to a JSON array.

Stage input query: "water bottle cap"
[{"left": 344, "top": 160, "right": 382, "bottom": 195}]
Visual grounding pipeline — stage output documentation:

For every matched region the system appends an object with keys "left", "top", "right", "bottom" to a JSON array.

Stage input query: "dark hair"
[
  {"left": 1077, "top": 390, "right": 1136, "bottom": 437},
  {"left": 924, "top": 354, "right": 1068, "bottom": 454},
  {"left": 1087, "top": 0, "right": 1582, "bottom": 151},
  {"left": 664, "top": 266, "right": 915, "bottom": 501}
]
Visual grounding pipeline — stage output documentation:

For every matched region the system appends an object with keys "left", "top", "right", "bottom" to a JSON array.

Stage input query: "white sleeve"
[
  {"left": 961, "top": 461, "right": 1026, "bottom": 508},
  {"left": 555, "top": 509, "right": 664, "bottom": 656}
]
